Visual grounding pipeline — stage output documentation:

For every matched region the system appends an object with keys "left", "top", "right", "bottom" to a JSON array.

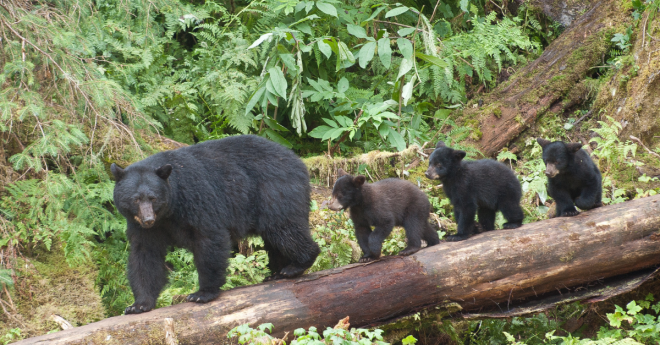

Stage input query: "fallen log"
[
  {"left": 470, "top": 0, "right": 631, "bottom": 157},
  {"left": 16, "top": 195, "right": 660, "bottom": 345}
]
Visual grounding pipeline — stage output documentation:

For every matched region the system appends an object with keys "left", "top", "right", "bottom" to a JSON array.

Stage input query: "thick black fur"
[
  {"left": 537, "top": 138, "right": 603, "bottom": 217},
  {"left": 329, "top": 171, "right": 440, "bottom": 262},
  {"left": 111, "top": 135, "right": 319, "bottom": 314},
  {"left": 425, "top": 142, "right": 524, "bottom": 241}
]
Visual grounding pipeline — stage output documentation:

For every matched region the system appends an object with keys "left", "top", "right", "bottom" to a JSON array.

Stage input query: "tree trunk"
[
  {"left": 470, "top": 0, "right": 631, "bottom": 157},
  {"left": 14, "top": 195, "right": 660, "bottom": 345}
]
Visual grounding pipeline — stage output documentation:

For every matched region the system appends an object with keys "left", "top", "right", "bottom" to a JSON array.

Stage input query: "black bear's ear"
[
  {"left": 435, "top": 141, "right": 446, "bottom": 149},
  {"left": 110, "top": 163, "right": 124, "bottom": 181},
  {"left": 536, "top": 138, "right": 552, "bottom": 148},
  {"left": 155, "top": 164, "right": 173, "bottom": 180},
  {"left": 337, "top": 168, "right": 348, "bottom": 177},
  {"left": 453, "top": 150, "right": 467, "bottom": 161},
  {"left": 353, "top": 175, "right": 366, "bottom": 186},
  {"left": 566, "top": 143, "right": 583, "bottom": 153}
]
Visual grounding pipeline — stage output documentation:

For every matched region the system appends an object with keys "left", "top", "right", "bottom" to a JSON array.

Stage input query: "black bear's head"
[
  {"left": 111, "top": 163, "right": 173, "bottom": 229},
  {"left": 425, "top": 141, "right": 466, "bottom": 180},
  {"left": 537, "top": 138, "right": 583, "bottom": 178},
  {"left": 328, "top": 168, "right": 366, "bottom": 211}
]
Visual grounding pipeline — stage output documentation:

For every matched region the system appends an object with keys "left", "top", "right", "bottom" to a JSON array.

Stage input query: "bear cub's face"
[
  {"left": 536, "top": 138, "right": 583, "bottom": 178},
  {"left": 328, "top": 169, "right": 366, "bottom": 211},
  {"left": 425, "top": 141, "right": 466, "bottom": 180},
  {"left": 111, "top": 163, "right": 173, "bottom": 229}
]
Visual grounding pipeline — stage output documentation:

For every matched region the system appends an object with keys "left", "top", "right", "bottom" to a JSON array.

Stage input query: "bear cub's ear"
[
  {"left": 565, "top": 143, "right": 583, "bottom": 153},
  {"left": 155, "top": 164, "right": 173, "bottom": 180},
  {"left": 353, "top": 175, "right": 366, "bottom": 186},
  {"left": 435, "top": 141, "right": 447, "bottom": 149},
  {"left": 453, "top": 150, "right": 467, "bottom": 161},
  {"left": 111, "top": 163, "right": 124, "bottom": 181},
  {"left": 536, "top": 138, "right": 552, "bottom": 148},
  {"left": 337, "top": 168, "right": 349, "bottom": 177}
]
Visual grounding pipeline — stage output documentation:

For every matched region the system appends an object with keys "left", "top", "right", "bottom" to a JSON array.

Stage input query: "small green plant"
[
  {"left": 597, "top": 294, "right": 660, "bottom": 342},
  {"left": 227, "top": 321, "right": 393, "bottom": 345},
  {"left": 590, "top": 116, "right": 638, "bottom": 171},
  {"left": 0, "top": 328, "right": 22, "bottom": 345}
]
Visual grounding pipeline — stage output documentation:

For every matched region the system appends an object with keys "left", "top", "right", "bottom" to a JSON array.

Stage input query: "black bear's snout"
[
  {"left": 138, "top": 201, "right": 156, "bottom": 228},
  {"left": 425, "top": 168, "right": 438, "bottom": 180}
]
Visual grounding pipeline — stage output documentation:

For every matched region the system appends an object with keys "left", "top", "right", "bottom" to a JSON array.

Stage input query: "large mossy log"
[
  {"left": 15, "top": 195, "right": 660, "bottom": 345},
  {"left": 471, "top": 0, "right": 630, "bottom": 157}
]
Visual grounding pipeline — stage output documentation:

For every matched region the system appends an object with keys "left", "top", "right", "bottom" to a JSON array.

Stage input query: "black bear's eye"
[
  {"left": 149, "top": 197, "right": 156, "bottom": 202},
  {"left": 134, "top": 198, "right": 139, "bottom": 204},
  {"left": 436, "top": 163, "right": 442, "bottom": 168}
]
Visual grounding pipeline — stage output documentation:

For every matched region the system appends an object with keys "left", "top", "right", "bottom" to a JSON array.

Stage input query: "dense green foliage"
[{"left": 1, "top": 0, "right": 660, "bottom": 343}]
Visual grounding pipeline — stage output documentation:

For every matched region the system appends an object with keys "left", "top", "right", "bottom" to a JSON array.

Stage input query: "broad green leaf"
[
  {"left": 434, "top": 109, "right": 451, "bottom": 119},
  {"left": 268, "top": 67, "right": 288, "bottom": 100},
  {"left": 460, "top": 0, "right": 469, "bottom": 12},
  {"left": 264, "top": 129, "right": 292, "bottom": 148},
  {"left": 388, "top": 128, "right": 407, "bottom": 151},
  {"left": 264, "top": 117, "right": 289, "bottom": 132},
  {"left": 397, "top": 27, "right": 416, "bottom": 36},
  {"left": 347, "top": 24, "right": 368, "bottom": 39},
  {"left": 385, "top": 6, "right": 409, "bottom": 18},
  {"left": 316, "top": 2, "right": 338, "bottom": 17},
  {"left": 279, "top": 53, "right": 297, "bottom": 72},
  {"left": 329, "top": 127, "right": 347, "bottom": 140},
  {"left": 247, "top": 33, "right": 273, "bottom": 49},
  {"left": 337, "top": 41, "right": 356, "bottom": 64},
  {"left": 335, "top": 115, "right": 352, "bottom": 127},
  {"left": 317, "top": 40, "right": 332, "bottom": 59},
  {"left": 397, "top": 58, "right": 413, "bottom": 80},
  {"left": 337, "top": 77, "right": 349, "bottom": 93},
  {"left": 358, "top": 41, "right": 377, "bottom": 68},
  {"left": 305, "top": 1, "right": 315, "bottom": 13},
  {"left": 401, "top": 75, "right": 417, "bottom": 106},
  {"left": 379, "top": 123, "right": 390, "bottom": 138},
  {"left": 308, "top": 125, "right": 334, "bottom": 138},
  {"left": 397, "top": 38, "right": 413, "bottom": 60},
  {"left": 322, "top": 118, "right": 339, "bottom": 128},
  {"left": 378, "top": 37, "right": 392, "bottom": 69},
  {"left": 415, "top": 52, "right": 449, "bottom": 68},
  {"left": 295, "top": 1, "right": 306, "bottom": 13},
  {"left": 361, "top": 6, "right": 386, "bottom": 24},
  {"left": 245, "top": 87, "right": 266, "bottom": 114}
]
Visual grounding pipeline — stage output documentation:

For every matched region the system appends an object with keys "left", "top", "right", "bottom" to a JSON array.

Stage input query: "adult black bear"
[
  {"left": 425, "top": 142, "right": 523, "bottom": 241},
  {"left": 111, "top": 135, "right": 319, "bottom": 314},
  {"left": 328, "top": 169, "right": 439, "bottom": 262},
  {"left": 536, "top": 138, "right": 603, "bottom": 217}
]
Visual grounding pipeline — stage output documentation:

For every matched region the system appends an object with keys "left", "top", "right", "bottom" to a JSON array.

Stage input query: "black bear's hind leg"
[
  {"left": 367, "top": 223, "right": 394, "bottom": 260},
  {"left": 400, "top": 218, "right": 423, "bottom": 256},
  {"left": 477, "top": 208, "right": 496, "bottom": 232},
  {"left": 263, "top": 240, "right": 289, "bottom": 282},
  {"left": 548, "top": 184, "right": 579, "bottom": 217},
  {"left": 575, "top": 185, "right": 601, "bottom": 211},
  {"left": 500, "top": 203, "right": 524, "bottom": 229},
  {"left": 265, "top": 225, "right": 320, "bottom": 279},
  {"left": 187, "top": 234, "right": 229, "bottom": 303},
  {"left": 422, "top": 222, "right": 440, "bottom": 247}
]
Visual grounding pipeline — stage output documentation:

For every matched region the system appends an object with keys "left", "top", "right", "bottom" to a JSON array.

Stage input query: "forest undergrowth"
[{"left": 0, "top": 0, "right": 660, "bottom": 343}]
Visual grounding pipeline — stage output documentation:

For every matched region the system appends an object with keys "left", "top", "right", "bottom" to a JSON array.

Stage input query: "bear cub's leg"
[
  {"left": 360, "top": 223, "right": 394, "bottom": 263},
  {"left": 574, "top": 185, "right": 602, "bottom": 211},
  {"left": 354, "top": 223, "right": 376, "bottom": 263},
  {"left": 549, "top": 183, "right": 580, "bottom": 217},
  {"left": 446, "top": 203, "right": 477, "bottom": 241}
]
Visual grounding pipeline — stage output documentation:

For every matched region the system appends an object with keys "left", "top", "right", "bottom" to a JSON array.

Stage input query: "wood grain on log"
[{"left": 15, "top": 195, "right": 660, "bottom": 345}]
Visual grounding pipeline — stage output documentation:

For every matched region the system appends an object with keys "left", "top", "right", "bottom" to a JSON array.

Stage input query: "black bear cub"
[
  {"left": 536, "top": 138, "right": 602, "bottom": 217},
  {"left": 328, "top": 169, "right": 439, "bottom": 262},
  {"left": 425, "top": 142, "right": 524, "bottom": 241},
  {"left": 112, "top": 135, "right": 319, "bottom": 314}
]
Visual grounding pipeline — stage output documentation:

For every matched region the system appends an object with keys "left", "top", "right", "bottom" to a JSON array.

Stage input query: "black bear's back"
[
  {"left": 132, "top": 135, "right": 310, "bottom": 238},
  {"left": 463, "top": 159, "right": 521, "bottom": 209},
  {"left": 366, "top": 178, "right": 431, "bottom": 226}
]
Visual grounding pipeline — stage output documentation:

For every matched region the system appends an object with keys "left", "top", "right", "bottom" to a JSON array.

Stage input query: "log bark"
[
  {"left": 471, "top": 0, "right": 631, "bottom": 157},
  {"left": 15, "top": 195, "right": 660, "bottom": 345}
]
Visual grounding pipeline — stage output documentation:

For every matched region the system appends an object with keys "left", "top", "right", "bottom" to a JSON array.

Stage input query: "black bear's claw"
[
  {"left": 263, "top": 273, "right": 284, "bottom": 282},
  {"left": 124, "top": 303, "right": 152, "bottom": 315},
  {"left": 186, "top": 290, "right": 220, "bottom": 303},
  {"left": 358, "top": 255, "right": 379, "bottom": 263},
  {"left": 445, "top": 234, "right": 470, "bottom": 242},
  {"left": 560, "top": 210, "right": 580, "bottom": 217},
  {"left": 399, "top": 247, "right": 421, "bottom": 256}
]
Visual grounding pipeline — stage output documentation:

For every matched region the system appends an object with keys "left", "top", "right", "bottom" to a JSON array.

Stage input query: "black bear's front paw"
[
  {"left": 502, "top": 222, "right": 522, "bottom": 229},
  {"left": 125, "top": 302, "right": 154, "bottom": 315},
  {"left": 186, "top": 290, "right": 220, "bottom": 303},
  {"left": 445, "top": 234, "right": 470, "bottom": 242},
  {"left": 263, "top": 273, "right": 285, "bottom": 282},
  {"left": 560, "top": 209, "right": 580, "bottom": 217},
  {"left": 358, "top": 255, "right": 379, "bottom": 263},
  {"left": 279, "top": 265, "right": 306, "bottom": 279},
  {"left": 399, "top": 246, "right": 421, "bottom": 256}
]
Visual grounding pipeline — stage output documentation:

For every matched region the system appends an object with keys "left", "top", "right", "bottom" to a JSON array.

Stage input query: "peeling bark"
[
  {"left": 14, "top": 195, "right": 660, "bottom": 345},
  {"left": 517, "top": 0, "right": 599, "bottom": 27}
]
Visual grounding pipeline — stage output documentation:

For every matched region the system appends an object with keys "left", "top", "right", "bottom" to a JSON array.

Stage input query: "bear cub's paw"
[
  {"left": 186, "top": 290, "right": 220, "bottom": 303},
  {"left": 502, "top": 222, "right": 522, "bottom": 229},
  {"left": 445, "top": 234, "right": 470, "bottom": 242},
  {"left": 560, "top": 209, "right": 580, "bottom": 217},
  {"left": 399, "top": 246, "right": 421, "bottom": 256},
  {"left": 279, "top": 264, "right": 308, "bottom": 279},
  {"left": 358, "top": 255, "right": 379, "bottom": 263},
  {"left": 263, "top": 273, "right": 285, "bottom": 282},
  {"left": 125, "top": 302, "right": 154, "bottom": 315}
]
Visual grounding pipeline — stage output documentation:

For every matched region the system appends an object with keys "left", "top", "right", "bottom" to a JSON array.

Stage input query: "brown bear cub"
[{"left": 328, "top": 169, "right": 440, "bottom": 262}]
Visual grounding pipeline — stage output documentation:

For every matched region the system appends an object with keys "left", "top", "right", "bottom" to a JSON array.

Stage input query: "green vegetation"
[{"left": 1, "top": 0, "right": 660, "bottom": 343}]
